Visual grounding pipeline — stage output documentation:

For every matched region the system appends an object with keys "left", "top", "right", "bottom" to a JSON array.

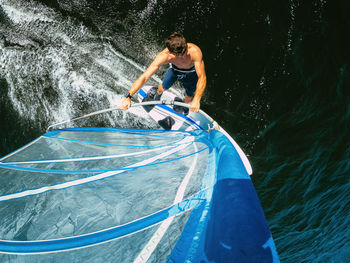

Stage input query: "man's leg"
[
  {"left": 184, "top": 95, "right": 193, "bottom": 103},
  {"left": 159, "top": 68, "right": 177, "bottom": 95},
  {"left": 157, "top": 83, "right": 165, "bottom": 95},
  {"left": 182, "top": 72, "right": 198, "bottom": 104}
]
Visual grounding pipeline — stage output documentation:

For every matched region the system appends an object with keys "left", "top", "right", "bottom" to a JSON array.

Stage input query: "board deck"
[{"left": 137, "top": 86, "right": 212, "bottom": 131}]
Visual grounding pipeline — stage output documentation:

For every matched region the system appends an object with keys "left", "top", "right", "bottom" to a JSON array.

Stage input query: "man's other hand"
[{"left": 190, "top": 100, "right": 200, "bottom": 112}]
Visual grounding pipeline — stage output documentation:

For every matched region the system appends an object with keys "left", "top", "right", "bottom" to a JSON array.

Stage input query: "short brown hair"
[{"left": 165, "top": 32, "right": 187, "bottom": 56}]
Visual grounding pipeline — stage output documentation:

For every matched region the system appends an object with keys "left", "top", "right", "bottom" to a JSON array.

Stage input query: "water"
[{"left": 0, "top": 0, "right": 349, "bottom": 262}]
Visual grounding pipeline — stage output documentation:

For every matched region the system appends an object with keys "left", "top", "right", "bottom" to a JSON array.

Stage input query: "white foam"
[{"left": 0, "top": 2, "right": 54, "bottom": 24}]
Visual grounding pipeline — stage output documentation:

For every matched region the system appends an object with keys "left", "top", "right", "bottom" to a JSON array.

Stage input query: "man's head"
[{"left": 165, "top": 32, "right": 187, "bottom": 56}]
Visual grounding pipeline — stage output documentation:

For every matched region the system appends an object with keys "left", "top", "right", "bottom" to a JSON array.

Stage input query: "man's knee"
[
  {"left": 157, "top": 84, "right": 164, "bottom": 94},
  {"left": 184, "top": 85, "right": 196, "bottom": 98},
  {"left": 185, "top": 95, "right": 193, "bottom": 103}
]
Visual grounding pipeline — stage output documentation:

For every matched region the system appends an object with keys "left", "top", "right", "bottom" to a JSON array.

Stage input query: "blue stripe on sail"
[
  {"left": 42, "top": 134, "right": 188, "bottom": 148},
  {"left": 47, "top": 127, "right": 193, "bottom": 136},
  {"left": 0, "top": 188, "right": 209, "bottom": 254},
  {"left": 46, "top": 127, "right": 192, "bottom": 138},
  {"left": 0, "top": 146, "right": 207, "bottom": 174}
]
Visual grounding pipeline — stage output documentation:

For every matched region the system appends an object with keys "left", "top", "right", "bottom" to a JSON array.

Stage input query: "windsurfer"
[{"left": 120, "top": 32, "right": 207, "bottom": 112}]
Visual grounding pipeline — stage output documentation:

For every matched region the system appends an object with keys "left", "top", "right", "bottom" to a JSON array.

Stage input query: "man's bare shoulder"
[
  {"left": 187, "top": 43, "right": 203, "bottom": 60},
  {"left": 153, "top": 48, "right": 172, "bottom": 65}
]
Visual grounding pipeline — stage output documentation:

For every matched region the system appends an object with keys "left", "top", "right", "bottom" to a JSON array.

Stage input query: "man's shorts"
[{"left": 162, "top": 65, "right": 198, "bottom": 97}]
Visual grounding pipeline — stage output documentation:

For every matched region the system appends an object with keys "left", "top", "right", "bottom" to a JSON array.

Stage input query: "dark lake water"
[{"left": 1, "top": 0, "right": 349, "bottom": 262}]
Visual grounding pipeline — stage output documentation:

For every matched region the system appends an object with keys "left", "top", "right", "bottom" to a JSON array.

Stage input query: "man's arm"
[
  {"left": 121, "top": 51, "right": 167, "bottom": 110},
  {"left": 191, "top": 47, "right": 207, "bottom": 112}
]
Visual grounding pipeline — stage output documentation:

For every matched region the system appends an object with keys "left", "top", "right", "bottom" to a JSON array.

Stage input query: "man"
[{"left": 120, "top": 32, "right": 206, "bottom": 112}]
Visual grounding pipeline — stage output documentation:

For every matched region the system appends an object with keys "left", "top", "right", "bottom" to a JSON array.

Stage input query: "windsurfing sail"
[{"left": 0, "top": 101, "right": 279, "bottom": 262}]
